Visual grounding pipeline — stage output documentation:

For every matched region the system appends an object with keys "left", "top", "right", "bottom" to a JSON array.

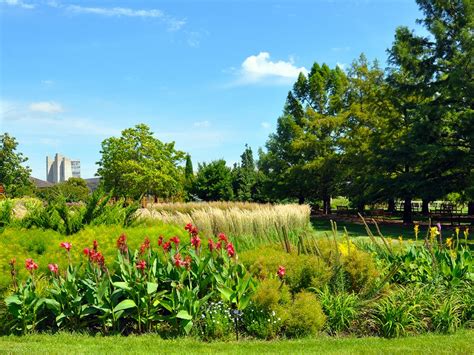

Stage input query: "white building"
[{"left": 46, "top": 153, "right": 81, "bottom": 183}]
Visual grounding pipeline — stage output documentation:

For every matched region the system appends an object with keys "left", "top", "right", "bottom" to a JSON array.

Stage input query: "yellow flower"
[
  {"left": 464, "top": 228, "right": 470, "bottom": 238},
  {"left": 338, "top": 241, "right": 355, "bottom": 257},
  {"left": 414, "top": 224, "right": 419, "bottom": 241},
  {"left": 446, "top": 237, "right": 453, "bottom": 249},
  {"left": 455, "top": 227, "right": 460, "bottom": 237},
  {"left": 430, "top": 227, "right": 439, "bottom": 240},
  {"left": 398, "top": 236, "right": 403, "bottom": 243}
]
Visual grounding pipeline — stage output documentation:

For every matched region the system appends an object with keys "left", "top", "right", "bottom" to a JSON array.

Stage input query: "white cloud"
[
  {"left": 65, "top": 5, "right": 186, "bottom": 31},
  {"left": 235, "top": 52, "right": 308, "bottom": 85},
  {"left": 1, "top": 0, "right": 34, "bottom": 9},
  {"left": 193, "top": 120, "right": 210, "bottom": 128},
  {"left": 261, "top": 122, "right": 271, "bottom": 129},
  {"left": 29, "top": 101, "right": 63, "bottom": 113},
  {"left": 336, "top": 62, "right": 347, "bottom": 70}
]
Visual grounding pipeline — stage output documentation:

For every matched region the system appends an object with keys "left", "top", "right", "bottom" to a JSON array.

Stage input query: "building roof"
[{"left": 30, "top": 177, "right": 54, "bottom": 188}]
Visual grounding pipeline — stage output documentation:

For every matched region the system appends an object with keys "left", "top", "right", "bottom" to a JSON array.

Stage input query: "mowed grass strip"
[{"left": 0, "top": 330, "right": 473, "bottom": 354}]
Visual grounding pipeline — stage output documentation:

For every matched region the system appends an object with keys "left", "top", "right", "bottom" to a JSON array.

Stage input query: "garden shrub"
[
  {"left": 240, "top": 246, "right": 332, "bottom": 293},
  {"left": 195, "top": 301, "right": 234, "bottom": 341},
  {"left": 282, "top": 291, "right": 326, "bottom": 338},
  {"left": 430, "top": 295, "right": 462, "bottom": 334}
]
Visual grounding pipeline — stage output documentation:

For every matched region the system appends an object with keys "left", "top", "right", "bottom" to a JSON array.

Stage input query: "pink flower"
[
  {"left": 25, "top": 258, "right": 38, "bottom": 271},
  {"left": 136, "top": 260, "right": 147, "bottom": 271},
  {"left": 191, "top": 235, "right": 201, "bottom": 249},
  {"left": 60, "top": 242, "right": 72, "bottom": 252},
  {"left": 48, "top": 263, "right": 59, "bottom": 274},
  {"left": 173, "top": 253, "right": 183, "bottom": 267},
  {"left": 277, "top": 265, "right": 286, "bottom": 279},
  {"left": 226, "top": 242, "right": 235, "bottom": 258}
]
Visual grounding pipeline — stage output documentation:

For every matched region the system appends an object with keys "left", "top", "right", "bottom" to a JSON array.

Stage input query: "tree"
[
  {"left": 97, "top": 124, "right": 185, "bottom": 200},
  {"left": 192, "top": 159, "right": 234, "bottom": 201},
  {"left": 0, "top": 133, "right": 33, "bottom": 197},
  {"left": 39, "top": 177, "right": 90, "bottom": 202},
  {"left": 184, "top": 154, "right": 195, "bottom": 201},
  {"left": 260, "top": 63, "right": 348, "bottom": 212},
  {"left": 232, "top": 144, "right": 257, "bottom": 201},
  {"left": 386, "top": 0, "right": 474, "bottom": 221}
]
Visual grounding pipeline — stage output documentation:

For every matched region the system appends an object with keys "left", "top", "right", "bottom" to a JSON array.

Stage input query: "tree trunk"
[
  {"left": 323, "top": 196, "right": 331, "bottom": 215},
  {"left": 422, "top": 199, "right": 430, "bottom": 215},
  {"left": 387, "top": 199, "right": 395, "bottom": 213},
  {"left": 403, "top": 197, "right": 413, "bottom": 224},
  {"left": 468, "top": 201, "right": 474, "bottom": 215},
  {"left": 298, "top": 195, "right": 305, "bottom": 205}
]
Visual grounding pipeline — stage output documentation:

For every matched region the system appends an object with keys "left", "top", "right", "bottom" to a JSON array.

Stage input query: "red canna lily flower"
[
  {"left": 183, "top": 255, "right": 192, "bottom": 270},
  {"left": 277, "top": 265, "right": 286, "bottom": 279},
  {"left": 48, "top": 263, "right": 59, "bottom": 274},
  {"left": 226, "top": 242, "right": 235, "bottom": 258},
  {"left": 158, "top": 235, "right": 164, "bottom": 246},
  {"left": 170, "top": 236, "right": 180, "bottom": 245},
  {"left": 162, "top": 241, "right": 172, "bottom": 253},
  {"left": 136, "top": 260, "right": 147, "bottom": 271},
  {"left": 60, "top": 242, "right": 72, "bottom": 252},
  {"left": 216, "top": 241, "right": 222, "bottom": 250},
  {"left": 25, "top": 258, "right": 38, "bottom": 271},
  {"left": 218, "top": 233, "right": 228, "bottom": 244},
  {"left": 191, "top": 235, "right": 201, "bottom": 249},
  {"left": 83, "top": 248, "right": 91, "bottom": 256},
  {"left": 208, "top": 239, "right": 216, "bottom": 252},
  {"left": 173, "top": 253, "right": 183, "bottom": 267},
  {"left": 117, "top": 234, "right": 128, "bottom": 254},
  {"left": 93, "top": 240, "right": 98, "bottom": 251},
  {"left": 139, "top": 237, "right": 151, "bottom": 255}
]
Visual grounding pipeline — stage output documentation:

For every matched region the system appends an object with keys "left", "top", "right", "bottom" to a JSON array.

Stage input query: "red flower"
[
  {"left": 136, "top": 260, "right": 147, "bottom": 271},
  {"left": 83, "top": 248, "right": 91, "bottom": 256},
  {"left": 208, "top": 239, "right": 216, "bottom": 252},
  {"left": 117, "top": 234, "right": 128, "bottom": 254},
  {"left": 170, "top": 236, "right": 180, "bottom": 245},
  {"left": 162, "top": 241, "right": 172, "bottom": 253},
  {"left": 216, "top": 241, "right": 222, "bottom": 250},
  {"left": 48, "top": 263, "right": 59, "bottom": 274},
  {"left": 185, "top": 223, "right": 193, "bottom": 232},
  {"left": 25, "top": 258, "right": 38, "bottom": 271},
  {"left": 158, "top": 235, "right": 164, "bottom": 246},
  {"left": 183, "top": 255, "right": 192, "bottom": 270},
  {"left": 226, "top": 242, "right": 235, "bottom": 258},
  {"left": 60, "top": 242, "right": 72, "bottom": 252},
  {"left": 218, "top": 233, "right": 228, "bottom": 244},
  {"left": 93, "top": 240, "right": 98, "bottom": 251},
  {"left": 185, "top": 223, "right": 199, "bottom": 236},
  {"left": 173, "top": 253, "right": 183, "bottom": 267},
  {"left": 277, "top": 265, "right": 286, "bottom": 279},
  {"left": 139, "top": 237, "right": 151, "bottom": 255},
  {"left": 191, "top": 235, "right": 201, "bottom": 249}
]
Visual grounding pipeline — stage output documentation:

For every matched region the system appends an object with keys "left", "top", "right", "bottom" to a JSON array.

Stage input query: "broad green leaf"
[
  {"left": 176, "top": 310, "right": 192, "bottom": 320},
  {"left": 217, "top": 285, "right": 233, "bottom": 302},
  {"left": 147, "top": 282, "right": 158, "bottom": 295},
  {"left": 113, "top": 281, "right": 131, "bottom": 291},
  {"left": 113, "top": 299, "right": 137, "bottom": 313}
]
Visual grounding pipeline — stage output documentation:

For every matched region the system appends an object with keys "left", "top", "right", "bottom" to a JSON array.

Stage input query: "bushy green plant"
[
  {"left": 430, "top": 295, "right": 461, "bottom": 334},
  {"left": 318, "top": 287, "right": 360, "bottom": 334},
  {"left": 0, "top": 199, "right": 13, "bottom": 228},
  {"left": 240, "top": 246, "right": 332, "bottom": 293},
  {"left": 282, "top": 291, "right": 326, "bottom": 338},
  {"left": 195, "top": 301, "right": 234, "bottom": 340}
]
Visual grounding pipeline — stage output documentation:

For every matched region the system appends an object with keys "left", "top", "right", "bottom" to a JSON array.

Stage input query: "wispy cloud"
[
  {"left": 29, "top": 101, "right": 63, "bottom": 113},
  {"left": 1, "top": 0, "right": 35, "bottom": 9},
  {"left": 230, "top": 52, "right": 308, "bottom": 86},
  {"left": 336, "top": 62, "right": 347, "bottom": 70},
  {"left": 261, "top": 122, "right": 271, "bottom": 129},
  {"left": 65, "top": 4, "right": 186, "bottom": 31},
  {"left": 193, "top": 120, "right": 210, "bottom": 128}
]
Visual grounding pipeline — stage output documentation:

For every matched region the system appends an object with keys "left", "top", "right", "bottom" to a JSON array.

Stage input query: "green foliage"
[
  {"left": 0, "top": 199, "right": 14, "bottom": 228},
  {"left": 38, "top": 178, "right": 90, "bottom": 203},
  {"left": 232, "top": 145, "right": 258, "bottom": 202},
  {"left": 97, "top": 124, "right": 186, "bottom": 200},
  {"left": 3, "top": 226, "right": 255, "bottom": 336},
  {"left": 318, "top": 287, "right": 360, "bottom": 334},
  {"left": 192, "top": 160, "right": 234, "bottom": 201},
  {"left": 0, "top": 133, "right": 33, "bottom": 198},
  {"left": 195, "top": 301, "right": 234, "bottom": 340},
  {"left": 282, "top": 291, "right": 326, "bottom": 338},
  {"left": 240, "top": 246, "right": 332, "bottom": 293}
]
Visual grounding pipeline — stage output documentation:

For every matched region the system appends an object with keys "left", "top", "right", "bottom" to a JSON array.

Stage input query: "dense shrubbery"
[{"left": 1, "top": 220, "right": 472, "bottom": 339}]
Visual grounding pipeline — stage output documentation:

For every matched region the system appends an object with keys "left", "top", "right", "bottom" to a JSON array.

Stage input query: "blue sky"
[{"left": 0, "top": 0, "right": 422, "bottom": 179}]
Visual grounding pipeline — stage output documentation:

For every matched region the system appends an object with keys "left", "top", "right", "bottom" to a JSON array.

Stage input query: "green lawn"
[{"left": 0, "top": 331, "right": 473, "bottom": 354}]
